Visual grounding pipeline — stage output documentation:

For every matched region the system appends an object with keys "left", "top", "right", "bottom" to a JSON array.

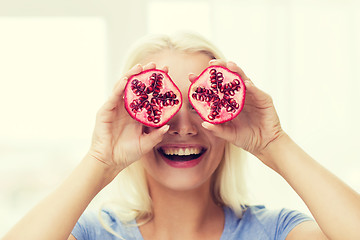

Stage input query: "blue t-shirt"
[{"left": 72, "top": 205, "right": 312, "bottom": 240}]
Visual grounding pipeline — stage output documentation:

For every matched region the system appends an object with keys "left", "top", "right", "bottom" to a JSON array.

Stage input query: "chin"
[
  {"left": 141, "top": 150, "right": 221, "bottom": 193},
  {"left": 146, "top": 169, "right": 213, "bottom": 192}
]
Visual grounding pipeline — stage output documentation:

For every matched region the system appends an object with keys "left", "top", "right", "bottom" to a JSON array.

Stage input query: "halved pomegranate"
[
  {"left": 124, "top": 69, "right": 182, "bottom": 127},
  {"left": 188, "top": 66, "right": 246, "bottom": 124}
]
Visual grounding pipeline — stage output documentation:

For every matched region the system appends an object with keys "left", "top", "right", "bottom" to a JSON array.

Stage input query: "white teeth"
[{"left": 162, "top": 147, "right": 202, "bottom": 156}]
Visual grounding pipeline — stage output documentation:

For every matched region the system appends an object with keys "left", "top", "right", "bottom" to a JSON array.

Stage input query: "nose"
[{"left": 167, "top": 107, "right": 198, "bottom": 136}]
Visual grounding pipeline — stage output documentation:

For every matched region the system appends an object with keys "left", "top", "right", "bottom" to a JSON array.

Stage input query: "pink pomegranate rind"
[
  {"left": 124, "top": 69, "right": 182, "bottom": 127},
  {"left": 188, "top": 65, "right": 246, "bottom": 124}
]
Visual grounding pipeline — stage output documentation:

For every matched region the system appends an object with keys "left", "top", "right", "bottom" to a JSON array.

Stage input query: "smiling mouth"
[{"left": 158, "top": 147, "right": 207, "bottom": 162}]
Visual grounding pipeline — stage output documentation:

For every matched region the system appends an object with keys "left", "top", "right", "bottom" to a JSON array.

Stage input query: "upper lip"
[{"left": 156, "top": 143, "right": 207, "bottom": 150}]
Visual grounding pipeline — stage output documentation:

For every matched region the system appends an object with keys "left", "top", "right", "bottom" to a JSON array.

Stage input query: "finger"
[
  {"left": 112, "top": 76, "right": 127, "bottom": 93},
  {"left": 188, "top": 73, "right": 197, "bottom": 83},
  {"left": 226, "top": 61, "right": 250, "bottom": 82},
  {"left": 209, "top": 59, "right": 227, "bottom": 67},
  {"left": 102, "top": 77, "right": 128, "bottom": 113},
  {"left": 243, "top": 79, "right": 271, "bottom": 103},
  {"left": 112, "top": 64, "right": 144, "bottom": 92},
  {"left": 224, "top": 61, "right": 266, "bottom": 102},
  {"left": 161, "top": 65, "right": 169, "bottom": 73},
  {"left": 201, "top": 122, "right": 236, "bottom": 143},
  {"left": 123, "top": 64, "right": 143, "bottom": 79},
  {"left": 139, "top": 125, "right": 170, "bottom": 153},
  {"left": 113, "top": 77, "right": 128, "bottom": 98},
  {"left": 112, "top": 62, "right": 150, "bottom": 98},
  {"left": 143, "top": 62, "right": 156, "bottom": 71}
]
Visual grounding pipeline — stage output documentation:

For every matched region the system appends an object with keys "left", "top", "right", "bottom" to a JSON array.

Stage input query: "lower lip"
[{"left": 161, "top": 154, "right": 203, "bottom": 168}]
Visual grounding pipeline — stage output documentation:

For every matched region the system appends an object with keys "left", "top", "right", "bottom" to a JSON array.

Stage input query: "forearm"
[
  {"left": 257, "top": 134, "right": 360, "bottom": 240},
  {"left": 2, "top": 154, "right": 118, "bottom": 240}
]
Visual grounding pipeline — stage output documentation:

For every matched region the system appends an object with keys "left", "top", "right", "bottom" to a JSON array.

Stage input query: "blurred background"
[{"left": 1, "top": 0, "right": 359, "bottom": 235}]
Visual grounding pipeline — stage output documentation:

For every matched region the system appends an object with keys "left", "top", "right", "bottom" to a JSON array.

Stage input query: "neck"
[{"left": 139, "top": 174, "right": 224, "bottom": 240}]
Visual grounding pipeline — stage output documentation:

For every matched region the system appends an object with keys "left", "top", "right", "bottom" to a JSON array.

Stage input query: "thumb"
[
  {"left": 139, "top": 125, "right": 170, "bottom": 154},
  {"left": 201, "top": 122, "right": 236, "bottom": 143}
]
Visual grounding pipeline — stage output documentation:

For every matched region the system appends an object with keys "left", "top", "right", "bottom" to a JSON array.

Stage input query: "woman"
[{"left": 3, "top": 33, "right": 360, "bottom": 240}]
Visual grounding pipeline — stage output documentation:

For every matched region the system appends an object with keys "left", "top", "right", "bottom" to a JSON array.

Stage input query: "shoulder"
[
  {"left": 71, "top": 208, "right": 141, "bottom": 240},
  {"left": 222, "top": 205, "right": 313, "bottom": 240}
]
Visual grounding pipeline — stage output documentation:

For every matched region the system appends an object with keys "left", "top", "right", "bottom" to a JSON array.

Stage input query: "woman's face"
[{"left": 140, "top": 50, "right": 226, "bottom": 191}]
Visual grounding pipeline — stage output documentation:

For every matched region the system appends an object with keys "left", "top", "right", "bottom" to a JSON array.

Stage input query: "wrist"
[
  {"left": 81, "top": 153, "right": 122, "bottom": 190},
  {"left": 254, "top": 131, "right": 291, "bottom": 172}
]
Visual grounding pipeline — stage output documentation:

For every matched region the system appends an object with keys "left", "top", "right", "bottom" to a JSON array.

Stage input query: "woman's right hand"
[{"left": 87, "top": 63, "right": 169, "bottom": 175}]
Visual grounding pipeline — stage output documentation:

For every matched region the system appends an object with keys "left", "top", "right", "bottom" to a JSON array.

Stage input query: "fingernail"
[
  {"left": 201, "top": 122, "right": 212, "bottom": 129},
  {"left": 244, "top": 79, "right": 254, "bottom": 86},
  {"left": 188, "top": 73, "right": 197, "bottom": 79},
  {"left": 161, "top": 125, "right": 170, "bottom": 133}
]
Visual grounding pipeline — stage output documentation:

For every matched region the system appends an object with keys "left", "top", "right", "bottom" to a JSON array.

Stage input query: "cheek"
[
  {"left": 139, "top": 149, "right": 166, "bottom": 181},
  {"left": 201, "top": 133, "right": 227, "bottom": 171},
  {"left": 140, "top": 149, "right": 156, "bottom": 168},
  {"left": 213, "top": 142, "right": 226, "bottom": 164},
  {"left": 206, "top": 129, "right": 227, "bottom": 152},
  {"left": 207, "top": 136, "right": 226, "bottom": 167}
]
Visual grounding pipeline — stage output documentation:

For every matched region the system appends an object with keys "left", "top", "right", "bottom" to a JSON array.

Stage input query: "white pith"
[{"left": 162, "top": 147, "right": 202, "bottom": 156}]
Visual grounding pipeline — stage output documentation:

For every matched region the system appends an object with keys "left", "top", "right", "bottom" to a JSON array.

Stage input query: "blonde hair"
[{"left": 102, "top": 33, "right": 248, "bottom": 235}]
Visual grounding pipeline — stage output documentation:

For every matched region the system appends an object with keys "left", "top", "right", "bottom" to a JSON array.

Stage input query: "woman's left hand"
[{"left": 198, "top": 60, "right": 284, "bottom": 161}]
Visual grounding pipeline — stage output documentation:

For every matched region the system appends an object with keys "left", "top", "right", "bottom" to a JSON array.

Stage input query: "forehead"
[{"left": 140, "top": 50, "right": 212, "bottom": 92}]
